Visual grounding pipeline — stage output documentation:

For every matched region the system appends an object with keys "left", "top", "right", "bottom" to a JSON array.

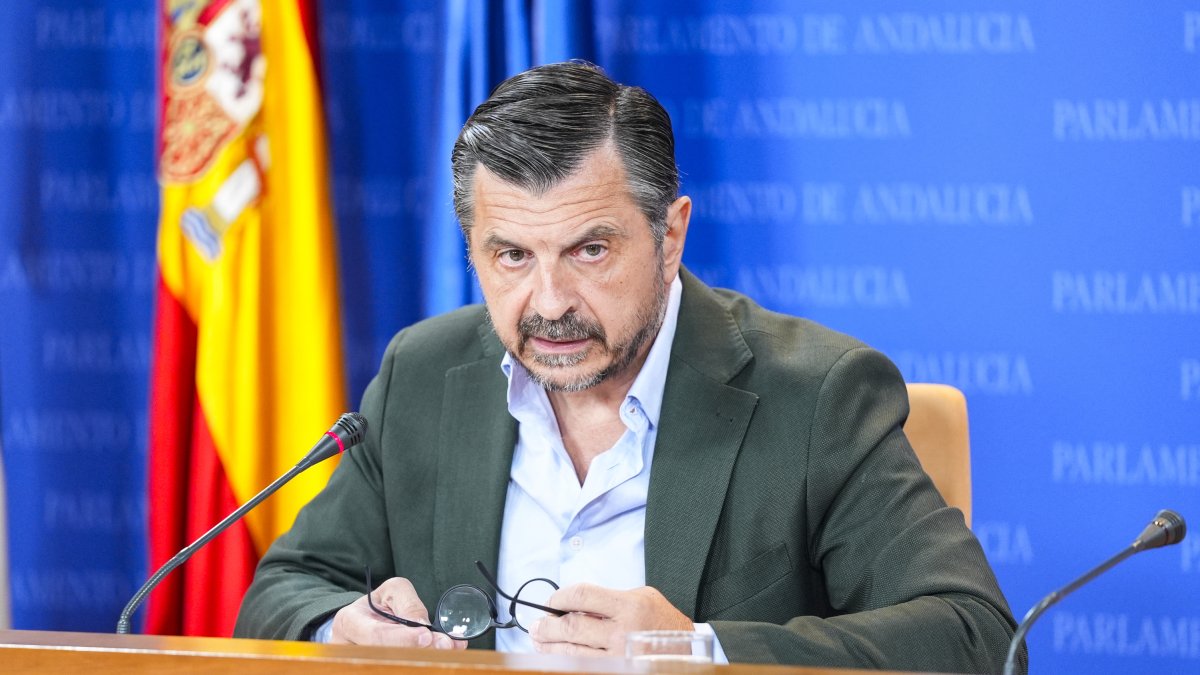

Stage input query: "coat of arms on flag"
[
  {"left": 161, "top": 0, "right": 269, "bottom": 262},
  {"left": 162, "top": 0, "right": 264, "bottom": 183}
]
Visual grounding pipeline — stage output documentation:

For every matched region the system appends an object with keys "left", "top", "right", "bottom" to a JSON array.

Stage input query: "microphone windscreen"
[
  {"left": 1135, "top": 509, "right": 1186, "bottom": 550},
  {"left": 334, "top": 412, "right": 368, "bottom": 447}
]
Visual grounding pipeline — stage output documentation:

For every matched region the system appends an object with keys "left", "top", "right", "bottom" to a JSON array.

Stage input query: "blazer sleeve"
[
  {"left": 710, "top": 347, "right": 1026, "bottom": 674},
  {"left": 232, "top": 337, "right": 400, "bottom": 641}
]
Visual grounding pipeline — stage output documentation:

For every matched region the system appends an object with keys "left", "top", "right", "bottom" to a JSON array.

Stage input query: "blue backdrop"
[{"left": 1, "top": 2, "right": 1198, "bottom": 672}]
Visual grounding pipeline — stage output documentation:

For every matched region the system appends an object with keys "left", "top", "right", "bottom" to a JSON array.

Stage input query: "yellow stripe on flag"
[{"left": 157, "top": 0, "right": 345, "bottom": 556}]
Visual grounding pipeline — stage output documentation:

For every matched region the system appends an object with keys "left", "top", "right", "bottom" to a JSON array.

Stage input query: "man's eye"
[
  {"left": 580, "top": 244, "right": 605, "bottom": 258},
  {"left": 501, "top": 250, "right": 527, "bottom": 264}
]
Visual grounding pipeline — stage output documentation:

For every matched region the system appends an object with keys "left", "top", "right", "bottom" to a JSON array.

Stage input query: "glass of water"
[{"left": 626, "top": 630, "right": 714, "bottom": 664}]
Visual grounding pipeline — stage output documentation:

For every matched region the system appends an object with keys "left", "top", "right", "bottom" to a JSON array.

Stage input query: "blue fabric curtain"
[
  {"left": 1, "top": 2, "right": 1198, "bottom": 672},
  {"left": 0, "top": 0, "right": 158, "bottom": 634}
]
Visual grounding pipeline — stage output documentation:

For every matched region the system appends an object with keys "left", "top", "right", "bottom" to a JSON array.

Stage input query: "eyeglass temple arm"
[
  {"left": 473, "top": 560, "right": 567, "bottom": 617},
  {"left": 365, "top": 566, "right": 441, "bottom": 631}
]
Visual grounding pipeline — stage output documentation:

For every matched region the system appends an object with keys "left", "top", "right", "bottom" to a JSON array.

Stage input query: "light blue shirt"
[
  {"left": 317, "top": 274, "right": 724, "bottom": 660},
  {"left": 495, "top": 275, "right": 682, "bottom": 653}
]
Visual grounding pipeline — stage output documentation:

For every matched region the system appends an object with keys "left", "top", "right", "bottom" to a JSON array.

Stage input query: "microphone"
[
  {"left": 116, "top": 412, "right": 368, "bottom": 634},
  {"left": 1002, "top": 509, "right": 1187, "bottom": 675}
]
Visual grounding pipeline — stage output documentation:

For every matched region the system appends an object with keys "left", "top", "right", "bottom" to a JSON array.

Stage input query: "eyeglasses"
[{"left": 365, "top": 560, "right": 566, "bottom": 640}]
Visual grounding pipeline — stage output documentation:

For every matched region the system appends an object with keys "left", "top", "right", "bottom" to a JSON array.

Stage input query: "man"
[{"left": 235, "top": 62, "right": 1022, "bottom": 672}]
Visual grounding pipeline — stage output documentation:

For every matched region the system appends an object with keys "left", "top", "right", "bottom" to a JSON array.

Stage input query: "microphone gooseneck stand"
[
  {"left": 116, "top": 412, "right": 367, "bottom": 634},
  {"left": 1002, "top": 509, "right": 1187, "bottom": 675}
]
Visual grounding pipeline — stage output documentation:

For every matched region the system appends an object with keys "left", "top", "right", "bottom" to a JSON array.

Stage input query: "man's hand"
[
  {"left": 330, "top": 576, "right": 465, "bottom": 650},
  {"left": 529, "top": 583, "right": 693, "bottom": 656}
]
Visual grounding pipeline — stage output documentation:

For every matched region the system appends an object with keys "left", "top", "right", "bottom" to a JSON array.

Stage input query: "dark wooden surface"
[{"left": 0, "top": 629, "right": 895, "bottom": 675}]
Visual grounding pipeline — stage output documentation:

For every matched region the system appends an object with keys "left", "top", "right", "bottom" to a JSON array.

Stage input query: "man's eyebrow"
[
  {"left": 478, "top": 224, "right": 626, "bottom": 252},
  {"left": 564, "top": 224, "right": 624, "bottom": 249},
  {"left": 478, "top": 232, "right": 521, "bottom": 252}
]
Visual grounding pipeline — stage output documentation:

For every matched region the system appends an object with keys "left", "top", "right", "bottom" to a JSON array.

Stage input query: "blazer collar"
[
  {"left": 432, "top": 325, "right": 513, "bottom": 650},
  {"left": 670, "top": 268, "right": 754, "bottom": 382},
  {"left": 645, "top": 268, "right": 759, "bottom": 618},
  {"left": 433, "top": 269, "right": 759, "bottom": 629}
]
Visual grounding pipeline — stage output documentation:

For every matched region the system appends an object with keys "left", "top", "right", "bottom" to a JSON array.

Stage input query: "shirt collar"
[{"left": 501, "top": 274, "right": 684, "bottom": 429}]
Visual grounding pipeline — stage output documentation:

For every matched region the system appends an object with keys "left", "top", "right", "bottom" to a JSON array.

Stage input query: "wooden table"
[{"left": 0, "top": 629, "right": 891, "bottom": 674}]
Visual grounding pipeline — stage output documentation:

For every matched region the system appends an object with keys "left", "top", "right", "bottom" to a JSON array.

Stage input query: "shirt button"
[
  {"left": 569, "top": 536, "right": 583, "bottom": 551},
  {"left": 627, "top": 405, "right": 636, "bottom": 415}
]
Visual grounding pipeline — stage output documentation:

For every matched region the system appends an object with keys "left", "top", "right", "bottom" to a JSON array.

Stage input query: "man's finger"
[
  {"left": 535, "top": 639, "right": 611, "bottom": 658},
  {"left": 547, "top": 582, "right": 627, "bottom": 617},
  {"left": 530, "top": 611, "right": 614, "bottom": 650},
  {"left": 331, "top": 600, "right": 435, "bottom": 647},
  {"left": 374, "top": 577, "right": 432, "bottom": 623},
  {"left": 365, "top": 622, "right": 436, "bottom": 647},
  {"left": 431, "top": 631, "right": 469, "bottom": 650},
  {"left": 331, "top": 575, "right": 448, "bottom": 648}
]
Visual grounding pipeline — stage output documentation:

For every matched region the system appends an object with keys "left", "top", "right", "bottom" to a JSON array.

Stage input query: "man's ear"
[{"left": 661, "top": 195, "right": 691, "bottom": 281}]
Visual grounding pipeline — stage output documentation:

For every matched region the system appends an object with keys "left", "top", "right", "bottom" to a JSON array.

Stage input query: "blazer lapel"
[
  {"left": 432, "top": 325, "right": 516, "bottom": 616},
  {"left": 428, "top": 271, "right": 757, "bottom": 628},
  {"left": 645, "top": 270, "right": 758, "bottom": 618}
]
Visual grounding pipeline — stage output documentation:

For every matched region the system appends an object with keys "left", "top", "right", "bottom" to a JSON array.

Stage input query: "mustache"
[{"left": 518, "top": 311, "right": 605, "bottom": 344}]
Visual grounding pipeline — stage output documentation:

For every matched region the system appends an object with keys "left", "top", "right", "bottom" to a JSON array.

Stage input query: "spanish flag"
[{"left": 147, "top": 0, "right": 345, "bottom": 636}]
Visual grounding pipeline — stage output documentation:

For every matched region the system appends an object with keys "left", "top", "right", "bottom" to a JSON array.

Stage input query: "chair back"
[{"left": 903, "top": 383, "right": 972, "bottom": 527}]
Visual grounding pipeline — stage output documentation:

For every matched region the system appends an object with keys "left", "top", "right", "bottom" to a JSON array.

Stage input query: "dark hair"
[{"left": 451, "top": 62, "right": 679, "bottom": 244}]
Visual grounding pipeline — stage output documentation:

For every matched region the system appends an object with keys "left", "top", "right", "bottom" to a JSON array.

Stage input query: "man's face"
[{"left": 468, "top": 145, "right": 689, "bottom": 392}]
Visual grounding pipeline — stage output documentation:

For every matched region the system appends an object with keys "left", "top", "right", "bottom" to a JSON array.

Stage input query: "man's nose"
[{"left": 529, "top": 261, "right": 577, "bottom": 321}]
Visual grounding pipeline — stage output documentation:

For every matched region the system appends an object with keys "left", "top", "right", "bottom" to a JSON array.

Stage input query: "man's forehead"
[
  {"left": 473, "top": 169, "right": 627, "bottom": 205},
  {"left": 471, "top": 150, "right": 641, "bottom": 230}
]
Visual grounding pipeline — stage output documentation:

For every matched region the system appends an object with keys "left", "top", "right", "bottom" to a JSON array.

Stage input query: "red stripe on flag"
[
  {"left": 146, "top": 276, "right": 258, "bottom": 636},
  {"left": 147, "top": 275, "right": 196, "bottom": 635},
  {"left": 181, "top": 400, "right": 258, "bottom": 636},
  {"left": 296, "top": 0, "right": 324, "bottom": 89}
]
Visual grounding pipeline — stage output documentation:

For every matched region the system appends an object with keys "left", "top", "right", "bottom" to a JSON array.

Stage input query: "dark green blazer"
[{"left": 235, "top": 269, "right": 1020, "bottom": 673}]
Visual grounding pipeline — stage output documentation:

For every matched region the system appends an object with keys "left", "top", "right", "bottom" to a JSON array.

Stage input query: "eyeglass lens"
[
  {"left": 509, "top": 577, "right": 559, "bottom": 631},
  {"left": 364, "top": 563, "right": 563, "bottom": 640},
  {"left": 433, "top": 573, "right": 560, "bottom": 637},
  {"left": 436, "top": 585, "right": 493, "bottom": 639}
]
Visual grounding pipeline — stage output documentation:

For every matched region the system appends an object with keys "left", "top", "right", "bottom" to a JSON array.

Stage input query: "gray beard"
[{"left": 489, "top": 263, "right": 668, "bottom": 393}]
